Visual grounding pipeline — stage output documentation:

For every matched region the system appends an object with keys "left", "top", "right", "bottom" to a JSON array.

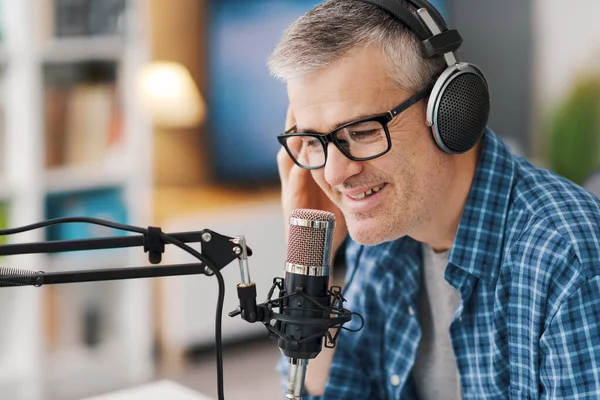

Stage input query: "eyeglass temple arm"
[
  {"left": 389, "top": 84, "right": 435, "bottom": 118},
  {"left": 283, "top": 84, "right": 433, "bottom": 133}
]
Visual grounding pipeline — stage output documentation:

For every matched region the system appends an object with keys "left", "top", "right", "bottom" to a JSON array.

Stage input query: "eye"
[
  {"left": 348, "top": 129, "right": 380, "bottom": 141},
  {"left": 341, "top": 121, "right": 384, "bottom": 144},
  {"left": 301, "top": 136, "right": 323, "bottom": 151}
]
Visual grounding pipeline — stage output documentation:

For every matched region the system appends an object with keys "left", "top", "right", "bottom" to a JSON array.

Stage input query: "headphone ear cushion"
[{"left": 432, "top": 69, "right": 490, "bottom": 154}]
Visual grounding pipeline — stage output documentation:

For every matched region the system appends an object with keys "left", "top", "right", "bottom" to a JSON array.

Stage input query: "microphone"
[
  {"left": 229, "top": 208, "right": 361, "bottom": 399},
  {"left": 279, "top": 209, "right": 336, "bottom": 400}
]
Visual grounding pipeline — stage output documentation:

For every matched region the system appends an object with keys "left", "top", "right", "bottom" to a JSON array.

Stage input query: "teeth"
[{"left": 349, "top": 184, "right": 384, "bottom": 200}]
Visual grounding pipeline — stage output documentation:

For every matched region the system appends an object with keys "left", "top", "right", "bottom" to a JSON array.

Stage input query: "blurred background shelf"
[
  {"left": 0, "top": 0, "right": 153, "bottom": 399},
  {"left": 0, "top": 46, "right": 8, "bottom": 64},
  {"left": 0, "top": 175, "right": 14, "bottom": 201},
  {"left": 44, "top": 165, "right": 129, "bottom": 194},
  {"left": 39, "top": 36, "right": 125, "bottom": 63}
]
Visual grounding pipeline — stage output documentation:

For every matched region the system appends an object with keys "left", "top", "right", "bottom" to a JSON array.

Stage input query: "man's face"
[{"left": 288, "top": 46, "right": 456, "bottom": 246}]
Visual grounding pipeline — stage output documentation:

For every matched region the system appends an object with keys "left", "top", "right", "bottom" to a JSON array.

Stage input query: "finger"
[
  {"left": 277, "top": 147, "right": 294, "bottom": 184},
  {"left": 285, "top": 105, "right": 296, "bottom": 130}
]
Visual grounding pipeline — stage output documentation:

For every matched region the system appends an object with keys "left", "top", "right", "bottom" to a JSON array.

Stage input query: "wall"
[
  {"left": 533, "top": 0, "right": 600, "bottom": 108},
  {"left": 451, "top": 0, "right": 534, "bottom": 156},
  {"left": 151, "top": 0, "right": 208, "bottom": 186},
  {"left": 531, "top": 0, "right": 600, "bottom": 159}
]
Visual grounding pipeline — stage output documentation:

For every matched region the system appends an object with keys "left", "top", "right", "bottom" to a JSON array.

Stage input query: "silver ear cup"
[{"left": 427, "top": 64, "right": 490, "bottom": 154}]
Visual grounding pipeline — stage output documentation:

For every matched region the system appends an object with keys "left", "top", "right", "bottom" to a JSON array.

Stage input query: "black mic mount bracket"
[{"left": 230, "top": 279, "right": 363, "bottom": 352}]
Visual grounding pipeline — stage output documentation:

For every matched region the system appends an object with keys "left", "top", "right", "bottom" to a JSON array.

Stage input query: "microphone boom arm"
[
  {"left": 0, "top": 226, "right": 252, "bottom": 287},
  {"left": 0, "top": 217, "right": 254, "bottom": 400}
]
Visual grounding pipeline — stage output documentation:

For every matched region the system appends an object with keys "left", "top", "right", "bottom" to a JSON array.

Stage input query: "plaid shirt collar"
[{"left": 448, "top": 129, "right": 515, "bottom": 285}]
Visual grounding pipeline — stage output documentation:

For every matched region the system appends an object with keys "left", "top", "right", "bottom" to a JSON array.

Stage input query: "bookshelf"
[{"left": 0, "top": 0, "right": 154, "bottom": 398}]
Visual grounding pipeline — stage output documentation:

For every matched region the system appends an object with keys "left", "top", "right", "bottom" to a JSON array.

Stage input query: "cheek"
[
  {"left": 310, "top": 170, "right": 330, "bottom": 193},
  {"left": 411, "top": 148, "right": 454, "bottom": 203},
  {"left": 386, "top": 134, "right": 444, "bottom": 195},
  {"left": 384, "top": 138, "right": 417, "bottom": 180}
]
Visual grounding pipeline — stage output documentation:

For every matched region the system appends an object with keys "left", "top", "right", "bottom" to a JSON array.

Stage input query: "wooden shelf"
[
  {"left": 153, "top": 185, "right": 280, "bottom": 224},
  {"left": 44, "top": 163, "right": 129, "bottom": 194},
  {"left": 39, "top": 36, "right": 125, "bottom": 63}
]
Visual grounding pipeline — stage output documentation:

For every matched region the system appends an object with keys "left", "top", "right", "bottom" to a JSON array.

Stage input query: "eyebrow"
[{"left": 296, "top": 112, "right": 380, "bottom": 134}]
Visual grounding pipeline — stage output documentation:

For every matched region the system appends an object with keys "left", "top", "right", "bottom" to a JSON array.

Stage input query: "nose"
[{"left": 323, "top": 143, "right": 362, "bottom": 187}]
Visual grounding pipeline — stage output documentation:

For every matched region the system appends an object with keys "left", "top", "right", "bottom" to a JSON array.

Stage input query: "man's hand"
[
  {"left": 277, "top": 106, "right": 347, "bottom": 396},
  {"left": 277, "top": 106, "right": 348, "bottom": 255}
]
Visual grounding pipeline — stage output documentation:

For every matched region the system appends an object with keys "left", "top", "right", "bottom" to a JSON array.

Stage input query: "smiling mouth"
[{"left": 347, "top": 184, "right": 387, "bottom": 200}]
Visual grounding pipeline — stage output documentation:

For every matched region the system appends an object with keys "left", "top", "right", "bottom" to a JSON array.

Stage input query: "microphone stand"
[
  {"left": 0, "top": 217, "right": 363, "bottom": 400},
  {"left": 0, "top": 217, "right": 253, "bottom": 400}
]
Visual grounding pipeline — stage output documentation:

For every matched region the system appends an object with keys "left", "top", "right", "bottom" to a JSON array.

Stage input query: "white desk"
[{"left": 82, "top": 380, "right": 214, "bottom": 400}]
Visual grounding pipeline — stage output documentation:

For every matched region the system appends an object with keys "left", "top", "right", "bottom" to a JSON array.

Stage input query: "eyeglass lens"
[{"left": 283, "top": 120, "right": 388, "bottom": 168}]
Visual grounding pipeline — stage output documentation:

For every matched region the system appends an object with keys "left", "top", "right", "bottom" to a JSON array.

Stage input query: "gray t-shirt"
[{"left": 411, "top": 243, "right": 462, "bottom": 400}]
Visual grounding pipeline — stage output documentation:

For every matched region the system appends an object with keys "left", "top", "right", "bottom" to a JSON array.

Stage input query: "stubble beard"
[{"left": 343, "top": 192, "right": 411, "bottom": 246}]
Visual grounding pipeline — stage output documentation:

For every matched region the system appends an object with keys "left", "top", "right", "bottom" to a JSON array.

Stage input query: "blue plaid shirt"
[{"left": 281, "top": 129, "right": 600, "bottom": 399}]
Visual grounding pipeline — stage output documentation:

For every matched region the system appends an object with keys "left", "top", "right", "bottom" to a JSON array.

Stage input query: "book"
[
  {"left": 54, "top": 0, "right": 126, "bottom": 37},
  {"left": 44, "top": 86, "right": 70, "bottom": 168},
  {"left": 88, "top": 0, "right": 126, "bottom": 36},
  {"left": 54, "top": 0, "right": 90, "bottom": 37},
  {"left": 44, "top": 81, "right": 123, "bottom": 168},
  {"left": 45, "top": 187, "right": 128, "bottom": 242},
  {"left": 63, "top": 83, "right": 116, "bottom": 165},
  {"left": 44, "top": 61, "right": 122, "bottom": 168}
]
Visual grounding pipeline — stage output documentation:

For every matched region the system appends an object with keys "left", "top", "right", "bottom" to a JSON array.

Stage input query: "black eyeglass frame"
[{"left": 277, "top": 85, "right": 433, "bottom": 170}]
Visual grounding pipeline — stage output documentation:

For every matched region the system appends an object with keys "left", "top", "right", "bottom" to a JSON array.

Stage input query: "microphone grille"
[{"left": 287, "top": 209, "right": 336, "bottom": 267}]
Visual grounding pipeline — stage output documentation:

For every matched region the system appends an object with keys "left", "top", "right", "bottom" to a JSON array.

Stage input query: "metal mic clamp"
[{"left": 229, "top": 235, "right": 262, "bottom": 323}]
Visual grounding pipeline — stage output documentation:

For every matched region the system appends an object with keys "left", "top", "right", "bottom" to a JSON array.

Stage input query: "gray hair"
[{"left": 268, "top": 0, "right": 446, "bottom": 92}]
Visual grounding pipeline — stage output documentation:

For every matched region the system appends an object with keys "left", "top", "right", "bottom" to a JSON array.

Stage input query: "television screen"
[
  {"left": 429, "top": 0, "right": 448, "bottom": 19},
  {"left": 207, "top": 0, "right": 319, "bottom": 185},
  {"left": 206, "top": 0, "right": 448, "bottom": 185}
]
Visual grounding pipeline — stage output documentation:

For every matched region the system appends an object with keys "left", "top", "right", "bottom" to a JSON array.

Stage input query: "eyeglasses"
[{"left": 277, "top": 85, "right": 433, "bottom": 170}]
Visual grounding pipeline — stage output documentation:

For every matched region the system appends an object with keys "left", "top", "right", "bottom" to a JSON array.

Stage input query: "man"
[{"left": 270, "top": 0, "right": 600, "bottom": 399}]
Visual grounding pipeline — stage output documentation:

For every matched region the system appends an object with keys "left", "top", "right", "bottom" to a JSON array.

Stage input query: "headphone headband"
[
  {"left": 404, "top": 0, "right": 448, "bottom": 31},
  {"left": 357, "top": 0, "right": 462, "bottom": 59},
  {"left": 360, "top": 0, "right": 431, "bottom": 40}
]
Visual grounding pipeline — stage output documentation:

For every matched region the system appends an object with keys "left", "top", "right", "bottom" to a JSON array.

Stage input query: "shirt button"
[
  {"left": 408, "top": 306, "right": 415, "bottom": 316},
  {"left": 390, "top": 374, "right": 401, "bottom": 387}
]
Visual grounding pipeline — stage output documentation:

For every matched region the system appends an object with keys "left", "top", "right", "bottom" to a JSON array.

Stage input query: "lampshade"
[{"left": 136, "top": 61, "right": 206, "bottom": 128}]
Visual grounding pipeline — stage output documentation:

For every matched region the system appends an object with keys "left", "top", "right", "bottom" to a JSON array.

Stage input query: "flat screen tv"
[
  {"left": 207, "top": 0, "right": 319, "bottom": 185},
  {"left": 206, "top": 0, "right": 447, "bottom": 185}
]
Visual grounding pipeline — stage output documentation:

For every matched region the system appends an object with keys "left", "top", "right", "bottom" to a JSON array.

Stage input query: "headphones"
[{"left": 356, "top": 0, "right": 490, "bottom": 154}]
